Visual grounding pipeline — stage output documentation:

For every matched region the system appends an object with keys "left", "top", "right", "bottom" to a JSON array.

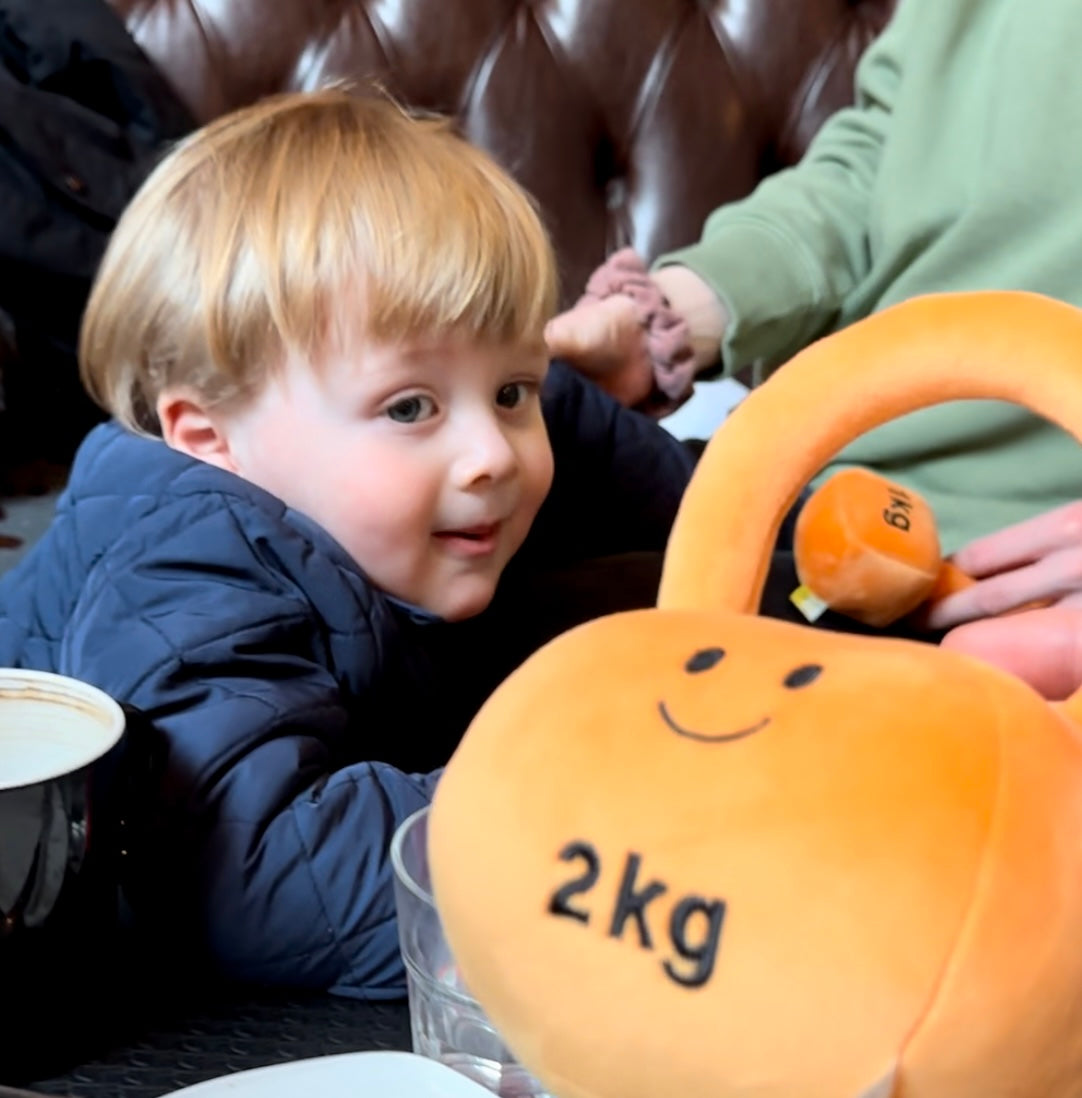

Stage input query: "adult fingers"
[
  {"left": 940, "top": 606, "right": 1082, "bottom": 700},
  {"left": 925, "top": 543, "right": 1082, "bottom": 630},
  {"left": 951, "top": 500, "right": 1082, "bottom": 577}
]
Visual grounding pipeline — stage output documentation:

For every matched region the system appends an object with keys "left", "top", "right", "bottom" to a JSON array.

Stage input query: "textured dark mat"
[{"left": 16, "top": 992, "right": 411, "bottom": 1098}]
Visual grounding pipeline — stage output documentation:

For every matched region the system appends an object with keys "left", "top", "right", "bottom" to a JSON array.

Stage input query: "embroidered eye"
[
  {"left": 783, "top": 664, "right": 822, "bottom": 689},
  {"left": 685, "top": 648, "right": 725, "bottom": 673}
]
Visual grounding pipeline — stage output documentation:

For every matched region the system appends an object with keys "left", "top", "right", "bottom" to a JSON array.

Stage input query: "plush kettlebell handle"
[{"left": 658, "top": 290, "right": 1082, "bottom": 620}]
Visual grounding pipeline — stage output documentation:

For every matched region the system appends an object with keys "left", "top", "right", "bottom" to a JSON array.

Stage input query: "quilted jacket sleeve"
[{"left": 59, "top": 493, "right": 438, "bottom": 999}]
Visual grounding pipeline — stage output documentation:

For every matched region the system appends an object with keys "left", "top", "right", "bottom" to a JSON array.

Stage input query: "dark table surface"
[{"left": 3, "top": 978, "right": 412, "bottom": 1098}]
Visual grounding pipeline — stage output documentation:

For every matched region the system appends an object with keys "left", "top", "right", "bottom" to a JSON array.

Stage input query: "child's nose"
[{"left": 452, "top": 415, "right": 518, "bottom": 486}]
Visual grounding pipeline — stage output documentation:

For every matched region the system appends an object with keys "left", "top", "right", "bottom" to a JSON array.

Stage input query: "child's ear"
[{"left": 157, "top": 390, "right": 239, "bottom": 473}]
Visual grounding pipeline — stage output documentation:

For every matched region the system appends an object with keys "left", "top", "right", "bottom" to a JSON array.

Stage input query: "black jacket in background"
[{"left": 0, "top": 0, "right": 194, "bottom": 459}]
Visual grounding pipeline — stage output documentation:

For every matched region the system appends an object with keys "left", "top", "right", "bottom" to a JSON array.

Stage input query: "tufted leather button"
[
  {"left": 107, "top": 0, "right": 897, "bottom": 305},
  {"left": 605, "top": 178, "right": 628, "bottom": 213}
]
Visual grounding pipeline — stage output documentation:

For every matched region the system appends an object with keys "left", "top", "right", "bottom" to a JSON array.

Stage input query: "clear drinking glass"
[{"left": 391, "top": 806, "right": 551, "bottom": 1098}]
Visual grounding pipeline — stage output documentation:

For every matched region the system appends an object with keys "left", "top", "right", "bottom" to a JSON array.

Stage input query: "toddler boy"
[{"left": 0, "top": 88, "right": 696, "bottom": 996}]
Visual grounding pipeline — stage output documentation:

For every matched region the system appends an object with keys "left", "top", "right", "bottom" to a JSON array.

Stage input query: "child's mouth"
[{"left": 434, "top": 523, "right": 500, "bottom": 556}]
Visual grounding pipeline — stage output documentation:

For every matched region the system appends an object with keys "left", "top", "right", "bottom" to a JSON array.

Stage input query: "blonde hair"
[{"left": 79, "top": 87, "right": 558, "bottom": 434}]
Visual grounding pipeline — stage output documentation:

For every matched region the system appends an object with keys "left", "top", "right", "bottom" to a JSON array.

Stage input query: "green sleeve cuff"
[{"left": 653, "top": 217, "right": 831, "bottom": 375}]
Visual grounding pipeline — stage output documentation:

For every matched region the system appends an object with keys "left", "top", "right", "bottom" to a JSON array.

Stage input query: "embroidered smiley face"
[{"left": 658, "top": 645, "right": 823, "bottom": 743}]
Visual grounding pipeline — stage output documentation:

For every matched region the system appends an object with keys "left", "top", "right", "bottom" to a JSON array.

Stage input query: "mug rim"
[{"left": 0, "top": 668, "right": 125, "bottom": 790}]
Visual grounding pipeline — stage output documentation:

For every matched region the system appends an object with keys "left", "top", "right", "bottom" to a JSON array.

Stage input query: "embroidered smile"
[{"left": 657, "top": 701, "right": 771, "bottom": 744}]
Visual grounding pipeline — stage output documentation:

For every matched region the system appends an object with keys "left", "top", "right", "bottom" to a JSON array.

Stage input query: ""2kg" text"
[{"left": 547, "top": 840, "right": 726, "bottom": 989}]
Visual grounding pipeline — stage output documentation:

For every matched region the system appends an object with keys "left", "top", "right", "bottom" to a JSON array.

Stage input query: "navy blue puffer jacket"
[{"left": 0, "top": 363, "right": 696, "bottom": 997}]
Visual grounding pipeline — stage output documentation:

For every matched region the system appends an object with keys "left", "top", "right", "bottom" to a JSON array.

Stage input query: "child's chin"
[{"left": 434, "top": 583, "right": 498, "bottom": 623}]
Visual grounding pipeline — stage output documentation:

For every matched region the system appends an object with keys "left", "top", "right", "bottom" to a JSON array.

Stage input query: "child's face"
[{"left": 219, "top": 333, "right": 554, "bottom": 620}]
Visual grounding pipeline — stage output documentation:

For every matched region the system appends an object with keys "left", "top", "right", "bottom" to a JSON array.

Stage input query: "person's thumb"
[{"left": 941, "top": 606, "right": 1082, "bottom": 700}]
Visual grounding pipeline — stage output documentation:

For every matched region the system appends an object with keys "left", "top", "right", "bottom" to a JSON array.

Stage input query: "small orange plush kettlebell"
[
  {"left": 791, "top": 467, "right": 973, "bottom": 626},
  {"left": 792, "top": 467, "right": 1051, "bottom": 628}
]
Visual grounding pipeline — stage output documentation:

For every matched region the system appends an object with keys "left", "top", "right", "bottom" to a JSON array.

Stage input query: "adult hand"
[
  {"left": 544, "top": 293, "right": 654, "bottom": 407},
  {"left": 925, "top": 502, "right": 1082, "bottom": 699},
  {"left": 925, "top": 502, "right": 1082, "bottom": 629},
  {"left": 940, "top": 607, "right": 1082, "bottom": 700}
]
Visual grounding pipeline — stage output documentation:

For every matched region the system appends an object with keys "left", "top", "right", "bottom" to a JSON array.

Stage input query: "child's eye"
[
  {"left": 386, "top": 395, "right": 436, "bottom": 423},
  {"left": 496, "top": 382, "right": 531, "bottom": 409}
]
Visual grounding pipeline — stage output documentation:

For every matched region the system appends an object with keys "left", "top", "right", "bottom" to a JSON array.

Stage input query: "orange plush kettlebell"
[
  {"left": 429, "top": 291, "right": 1082, "bottom": 1098},
  {"left": 791, "top": 467, "right": 974, "bottom": 626}
]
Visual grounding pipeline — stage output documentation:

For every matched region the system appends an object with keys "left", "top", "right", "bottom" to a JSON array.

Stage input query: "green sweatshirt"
[{"left": 658, "top": 0, "right": 1082, "bottom": 552}]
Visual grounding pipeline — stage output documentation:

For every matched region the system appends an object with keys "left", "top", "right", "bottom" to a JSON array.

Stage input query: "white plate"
[{"left": 164, "top": 1050, "right": 495, "bottom": 1097}]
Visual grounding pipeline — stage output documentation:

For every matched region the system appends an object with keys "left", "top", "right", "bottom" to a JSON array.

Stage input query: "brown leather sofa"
[{"left": 107, "top": 0, "right": 897, "bottom": 308}]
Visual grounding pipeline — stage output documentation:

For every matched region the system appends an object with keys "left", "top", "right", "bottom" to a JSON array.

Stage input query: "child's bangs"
[
  {"left": 293, "top": 123, "right": 559, "bottom": 357},
  {"left": 356, "top": 177, "right": 558, "bottom": 348},
  {"left": 89, "top": 90, "right": 563, "bottom": 424}
]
